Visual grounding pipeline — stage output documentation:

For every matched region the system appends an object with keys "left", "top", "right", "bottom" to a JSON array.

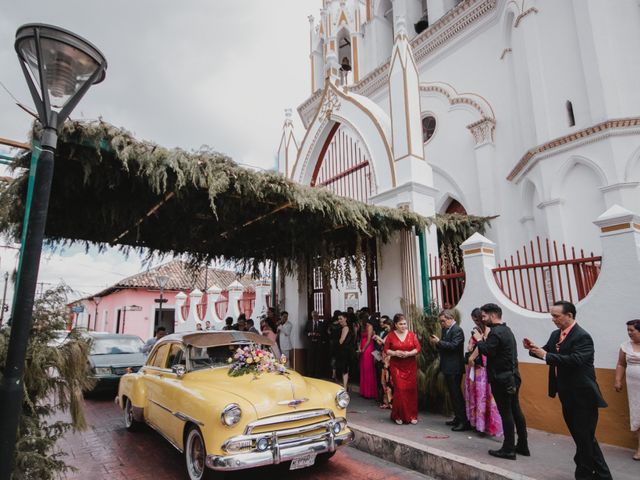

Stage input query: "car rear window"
[
  {"left": 189, "top": 344, "right": 268, "bottom": 370},
  {"left": 90, "top": 337, "right": 144, "bottom": 355}
]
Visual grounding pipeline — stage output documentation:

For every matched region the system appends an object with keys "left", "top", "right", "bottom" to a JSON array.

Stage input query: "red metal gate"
[
  {"left": 428, "top": 254, "right": 465, "bottom": 309},
  {"left": 492, "top": 237, "right": 601, "bottom": 313}
]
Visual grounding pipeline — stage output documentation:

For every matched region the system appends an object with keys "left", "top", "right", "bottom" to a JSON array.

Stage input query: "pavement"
[
  {"left": 58, "top": 392, "right": 432, "bottom": 480},
  {"left": 346, "top": 394, "right": 639, "bottom": 480}
]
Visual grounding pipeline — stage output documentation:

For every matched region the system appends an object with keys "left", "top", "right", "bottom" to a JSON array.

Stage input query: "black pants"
[
  {"left": 444, "top": 373, "right": 468, "bottom": 425},
  {"left": 307, "top": 341, "right": 320, "bottom": 378},
  {"left": 490, "top": 379, "right": 527, "bottom": 452},
  {"left": 559, "top": 390, "right": 612, "bottom": 480}
]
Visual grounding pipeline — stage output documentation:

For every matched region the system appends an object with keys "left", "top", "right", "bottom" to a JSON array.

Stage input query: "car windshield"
[
  {"left": 189, "top": 343, "right": 274, "bottom": 370},
  {"left": 90, "top": 337, "right": 144, "bottom": 355}
]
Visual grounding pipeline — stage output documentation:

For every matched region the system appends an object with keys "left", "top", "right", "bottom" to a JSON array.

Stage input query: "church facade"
[{"left": 276, "top": 0, "right": 640, "bottom": 448}]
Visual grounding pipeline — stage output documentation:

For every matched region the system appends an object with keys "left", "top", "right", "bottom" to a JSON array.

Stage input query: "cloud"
[
  {"left": 0, "top": 0, "right": 320, "bottom": 310},
  {"left": 0, "top": 0, "right": 317, "bottom": 168}
]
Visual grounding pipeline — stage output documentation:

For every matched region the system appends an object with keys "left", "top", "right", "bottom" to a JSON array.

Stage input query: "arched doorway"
[{"left": 308, "top": 122, "right": 379, "bottom": 319}]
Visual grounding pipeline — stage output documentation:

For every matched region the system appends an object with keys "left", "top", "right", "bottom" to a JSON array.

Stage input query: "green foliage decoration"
[
  {"left": 0, "top": 120, "right": 431, "bottom": 286},
  {"left": 0, "top": 285, "right": 95, "bottom": 479}
]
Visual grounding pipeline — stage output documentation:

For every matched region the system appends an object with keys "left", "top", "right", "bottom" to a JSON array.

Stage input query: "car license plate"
[{"left": 289, "top": 453, "right": 316, "bottom": 470}]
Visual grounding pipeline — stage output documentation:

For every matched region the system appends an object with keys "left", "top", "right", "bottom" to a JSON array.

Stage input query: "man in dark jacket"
[
  {"left": 474, "top": 303, "right": 529, "bottom": 460},
  {"left": 431, "top": 310, "right": 470, "bottom": 431},
  {"left": 525, "top": 301, "right": 611, "bottom": 479}
]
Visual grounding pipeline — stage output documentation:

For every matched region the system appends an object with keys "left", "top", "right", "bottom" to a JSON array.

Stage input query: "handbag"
[{"left": 371, "top": 350, "right": 382, "bottom": 362}]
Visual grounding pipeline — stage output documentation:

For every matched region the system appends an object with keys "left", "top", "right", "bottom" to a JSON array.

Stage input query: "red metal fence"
[
  {"left": 492, "top": 237, "right": 601, "bottom": 313},
  {"left": 428, "top": 254, "right": 466, "bottom": 309}
]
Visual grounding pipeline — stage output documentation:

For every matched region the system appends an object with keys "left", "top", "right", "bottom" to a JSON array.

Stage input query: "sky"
[{"left": 0, "top": 0, "right": 319, "bottom": 308}]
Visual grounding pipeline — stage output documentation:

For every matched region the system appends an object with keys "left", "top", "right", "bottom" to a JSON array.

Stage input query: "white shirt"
[{"left": 278, "top": 320, "right": 293, "bottom": 351}]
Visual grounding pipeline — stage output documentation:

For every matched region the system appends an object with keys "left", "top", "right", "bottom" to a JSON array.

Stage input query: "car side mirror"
[{"left": 172, "top": 364, "right": 186, "bottom": 378}]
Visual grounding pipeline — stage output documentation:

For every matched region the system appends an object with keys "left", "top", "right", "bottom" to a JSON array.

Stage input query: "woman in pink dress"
[
  {"left": 464, "top": 308, "right": 503, "bottom": 436},
  {"left": 359, "top": 312, "right": 378, "bottom": 399},
  {"left": 383, "top": 313, "right": 421, "bottom": 424}
]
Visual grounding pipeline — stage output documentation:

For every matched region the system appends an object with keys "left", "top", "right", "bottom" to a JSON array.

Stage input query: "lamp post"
[
  {"left": 155, "top": 274, "right": 170, "bottom": 331},
  {"left": 0, "top": 24, "right": 107, "bottom": 476},
  {"left": 92, "top": 296, "right": 101, "bottom": 331},
  {"left": 0, "top": 272, "right": 9, "bottom": 326}
]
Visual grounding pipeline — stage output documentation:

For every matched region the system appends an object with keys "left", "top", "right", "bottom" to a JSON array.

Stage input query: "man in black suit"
[
  {"left": 305, "top": 310, "right": 327, "bottom": 378},
  {"left": 474, "top": 303, "right": 529, "bottom": 460},
  {"left": 525, "top": 301, "right": 611, "bottom": 480},
  {"left": 431, "top": 310, "right": 471, "bottom": 431}
]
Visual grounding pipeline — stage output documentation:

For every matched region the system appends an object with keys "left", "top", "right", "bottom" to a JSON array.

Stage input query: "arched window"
[
  {"left": 422, "top": 115, "right": 436, "bottom": 143},
  {"left": 566, "top": 100, "right": 576, "bottom": 127}
]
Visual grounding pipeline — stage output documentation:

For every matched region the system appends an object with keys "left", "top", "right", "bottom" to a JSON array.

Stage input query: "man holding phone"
[
  {"left": 431, "top": 310, "right": 471, "bottom": 431},
  {"left": 524, "top": 301, "right": 611, "bottom": 479},
  {"left": 474, "top": 303, "right": 529, "bottom": 460}
]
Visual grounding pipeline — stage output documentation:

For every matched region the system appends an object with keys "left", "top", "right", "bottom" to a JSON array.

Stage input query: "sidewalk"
[{"left": 346, "top": 395, "right": 638, "bottom": 480}]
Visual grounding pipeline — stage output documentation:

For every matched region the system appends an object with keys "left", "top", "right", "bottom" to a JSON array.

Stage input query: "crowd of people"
[
  {"left": 144, "top": 300, "right": 639, "bottom": 478},
  {"left": 290, "top": 302, "right": 639, "bottom": 480}
]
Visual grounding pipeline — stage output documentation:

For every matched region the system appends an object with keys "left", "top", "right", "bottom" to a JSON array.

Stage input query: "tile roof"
[{"left": 92, "top": 259, "right": 257, "bottom": 298}]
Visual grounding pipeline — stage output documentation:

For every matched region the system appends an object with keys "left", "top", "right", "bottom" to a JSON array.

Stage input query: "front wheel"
[
  {"left": 185, "top": 426, "right": 215, "bottom": 480},
  {"left": 123, "top": 397, "right": 141, "bottom": 432}
]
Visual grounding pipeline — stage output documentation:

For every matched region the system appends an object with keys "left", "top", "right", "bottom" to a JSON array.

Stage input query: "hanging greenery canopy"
[{"left": 0, "top": 120, "right": 493, "bottom": 280}]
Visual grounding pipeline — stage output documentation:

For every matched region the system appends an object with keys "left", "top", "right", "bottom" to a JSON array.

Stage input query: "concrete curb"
[{"left": 349, "top": 422, "right": 538, "bottom": 480}]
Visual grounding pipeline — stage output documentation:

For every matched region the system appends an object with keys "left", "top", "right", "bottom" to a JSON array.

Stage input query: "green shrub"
[{"left": 0, "top": 285, "right": 95, "bottom": 479}]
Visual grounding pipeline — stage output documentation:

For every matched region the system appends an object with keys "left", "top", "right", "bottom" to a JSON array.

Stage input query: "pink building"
[{"left": 71, "top": 260, "right": 259, "bottom": 341}]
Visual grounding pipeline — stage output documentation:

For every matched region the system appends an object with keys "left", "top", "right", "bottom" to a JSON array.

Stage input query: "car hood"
[
  {"left": 90, "top": 353, "right": 146, "bottom": 368},
  {"left": 185, "top": 368, "right": 334, "bottom": 418}
]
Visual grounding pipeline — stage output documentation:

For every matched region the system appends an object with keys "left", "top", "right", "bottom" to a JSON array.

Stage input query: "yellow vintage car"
[{"left": 116, "top": 331, "right": 353, "bottom": 480}]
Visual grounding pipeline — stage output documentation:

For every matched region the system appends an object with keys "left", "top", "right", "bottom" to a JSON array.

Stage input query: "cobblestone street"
[{"left": 59, "top": 393, "right": 428, "bottom": 480}]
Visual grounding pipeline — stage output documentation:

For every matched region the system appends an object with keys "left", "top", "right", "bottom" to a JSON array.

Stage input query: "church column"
[
  {"left": 467, "top": 118, "right": 497, "bottom": 217},
  {"left": 385, "top": 14, "right": 437, "bottom": 311}
]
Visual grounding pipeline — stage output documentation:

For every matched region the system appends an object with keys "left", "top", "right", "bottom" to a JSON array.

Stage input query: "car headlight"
[
  {"left": 335, "top": 390, "right": 350, "bottom": 409},
  {"left": 94, "top": 367, "right": 111, "bottom": 376},
  {"left": 221, "top": 404, "right": 242, "bottom": 427}
]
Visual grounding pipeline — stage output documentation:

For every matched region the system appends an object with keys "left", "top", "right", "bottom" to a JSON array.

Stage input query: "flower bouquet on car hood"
[{"left": 227, "top": 345, "right": 288, "bottom": 377}]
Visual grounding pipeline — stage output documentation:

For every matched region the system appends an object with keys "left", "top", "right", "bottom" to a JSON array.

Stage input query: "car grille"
[{"left": 245, "top": 409, "right": 333, "bottom": 435}]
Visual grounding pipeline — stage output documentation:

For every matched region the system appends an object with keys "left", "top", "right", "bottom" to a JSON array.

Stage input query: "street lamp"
[
  {"left": 156, "top": 274, "right": 170, "bottom": 331},
  {"left": 92, "top": 296, "right": 101, "bottom": 331},
  {"left": 0, "top": 24, "right": 107, "bottom": 476}
]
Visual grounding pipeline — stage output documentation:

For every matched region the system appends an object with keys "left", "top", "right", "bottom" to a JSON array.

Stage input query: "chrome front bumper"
[{"left": 205, "top": 429, "right": 354, "bottom": 471}]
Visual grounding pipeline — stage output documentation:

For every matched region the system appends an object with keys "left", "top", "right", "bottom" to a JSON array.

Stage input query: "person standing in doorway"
[
  {"left": 525, "top": 301, "right": 611, "bottom": 479},
  {"left": 474, "top": 303, "right": 529, "bottom": 460},
  {"left": 431, "top": 309, "right": 471, "bottom": 431}
]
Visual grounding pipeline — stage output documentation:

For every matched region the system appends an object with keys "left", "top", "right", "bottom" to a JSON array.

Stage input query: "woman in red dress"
[{"left": 383, "top": 313, "right": 421, "bottom": 424}]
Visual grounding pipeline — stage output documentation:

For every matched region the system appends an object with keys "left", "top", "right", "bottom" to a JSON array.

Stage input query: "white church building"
[{"left": 274, "top": 0, "right": 640, "bottom": 448}]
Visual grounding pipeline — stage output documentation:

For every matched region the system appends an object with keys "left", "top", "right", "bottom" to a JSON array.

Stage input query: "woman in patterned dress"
[
  {"left": 383, "top": 313, "right": 421, "bottom": 425},
  {"left": 463, "top": 308, "right": 503, "bottom": 437},
  {"left": 615, "top": 319, "right": 640, "bottom": 460}
]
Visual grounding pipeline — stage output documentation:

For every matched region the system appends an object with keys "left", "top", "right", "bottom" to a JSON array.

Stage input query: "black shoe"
[
  {"left": 488, "top": 449, "right": 516, "bottom": 460},
  {"left": 452, "top": 422, "right": 472, "bottom": 432},
  {"left": 515, "top": 445, "right": 530, "bottom": 456},
  {"left": 445, "top": 418, "right": 458, "bottom": 426}
]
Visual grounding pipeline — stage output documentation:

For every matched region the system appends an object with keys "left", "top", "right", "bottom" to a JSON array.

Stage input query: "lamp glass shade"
[
  {"left": 15, "top": 24, "right": 106, "bottom": 112},
  {"left": 157, "top": 275, "right": 170, "bottom": 289},
  {"left": 93, "top": 296, "right": 101, "bottom": 305}
]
